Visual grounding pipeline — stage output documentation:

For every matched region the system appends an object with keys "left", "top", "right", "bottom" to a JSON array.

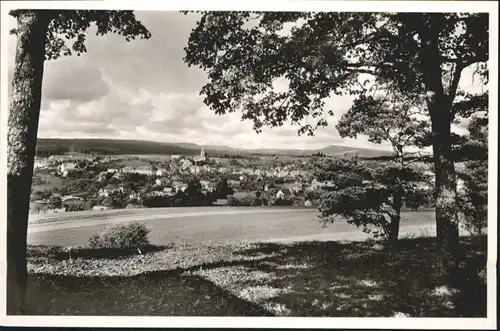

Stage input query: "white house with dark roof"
[
  {"left": 59, "top": 162, "right": 80, "bottom": 177},
  {"left": 276, "top": 188, "right": 294, "bottom": 199},
  {"left": 156, "top": 168, "right": 168, "bottom": 177}
]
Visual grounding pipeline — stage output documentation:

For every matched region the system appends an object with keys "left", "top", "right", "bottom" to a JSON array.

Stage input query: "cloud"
[{"left": 42, "top": 57, "right": 110, "bottom": 103}]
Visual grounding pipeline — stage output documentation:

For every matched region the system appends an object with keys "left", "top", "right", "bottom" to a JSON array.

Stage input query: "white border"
[{"left": 0, "top": 1, "right": 498, "bottom": 329}]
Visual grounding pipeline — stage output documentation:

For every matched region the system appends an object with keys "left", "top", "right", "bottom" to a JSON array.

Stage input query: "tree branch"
[{"left": 448, "top": 61, "right": 464, "bottom": 105}]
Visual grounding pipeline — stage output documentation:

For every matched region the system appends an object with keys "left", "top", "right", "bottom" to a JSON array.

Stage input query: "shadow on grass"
[
  {"left": 27, "top": 271, "right": 273, "bottom": 316},
  {"left": 25, "top": 236, "right": 487, "bottom": 317},
  {"left": 186, "top": 236, "right": 487, "bottom": 317},
  {"left": 28, "top": 244, "right": 172, "bottom": 260}
]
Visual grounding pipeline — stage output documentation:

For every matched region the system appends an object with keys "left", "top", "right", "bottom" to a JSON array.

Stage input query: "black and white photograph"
[{"left": 0, "top": 0, "right": 497, "bottom": 329}]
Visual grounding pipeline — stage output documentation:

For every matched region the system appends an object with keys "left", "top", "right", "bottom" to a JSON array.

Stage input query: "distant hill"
[{"left": 35, "top": 138, "right": 393, "bottom": 158}]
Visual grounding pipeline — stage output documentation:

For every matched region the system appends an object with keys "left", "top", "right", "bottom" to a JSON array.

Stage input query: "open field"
[
  {"left": 27, "top": 207, "right": 441, "bottom": 247},
  {"left": 25, "top": 207, "right": 486, "bottom": 317}
]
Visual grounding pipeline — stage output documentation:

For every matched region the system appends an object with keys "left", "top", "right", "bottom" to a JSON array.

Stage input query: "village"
[{"left": 29, "top": 147, "right": 352, "bottom": 214}]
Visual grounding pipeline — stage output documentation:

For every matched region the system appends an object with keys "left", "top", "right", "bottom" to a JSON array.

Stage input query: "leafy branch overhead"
[
  {"left": 336, "top": 92, "right": 430, "bottom": 158},
  {"left": 184, "top": 12, "right": 488, "bottom": 136},
  {"left": 10, "top": 10, "right": 152, "bottom": 60}
]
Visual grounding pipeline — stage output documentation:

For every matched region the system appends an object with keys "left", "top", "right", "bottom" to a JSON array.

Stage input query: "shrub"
[
  {"left": 89, "top": 222, "right": 151, "bottom": 249},
  {"left": 227, "top": 195, "right": 239, "bottom": 206}
]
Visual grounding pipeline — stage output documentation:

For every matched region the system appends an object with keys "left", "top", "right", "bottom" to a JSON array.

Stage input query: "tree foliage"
[
  {"left": 315, "top": 156, "right": 429, "bottom": 241},
  {"left": 215, "top": 178, "right": 234, "bottom": 199},
  {"left": 10, "top": 9, "right": 151, "bottom": 60},
  {"left": 337, "top": 91, "right": 429, "bottom": 158},
  {"left": 46, "top": 195, "right": 62, "bottom": 209},
  {"left": 184, "top": 11, "right": 487, "bottom": 135},
  {"left": 457, "top": 114, "right": 488, "bottom": 235},
  {"left": 185, "top": 178, "right": 204, "bottom": 202}
]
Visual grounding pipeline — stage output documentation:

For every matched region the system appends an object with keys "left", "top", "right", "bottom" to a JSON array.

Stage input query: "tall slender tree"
[
  {"left": 7, "top": 9, "right": 151, "bottom": 314},
  {"left": 327, "top": 92, "right": 431, "bottom": 242},
  {"left": 184, "top": 11, "right": 488, "bottom": 276}
]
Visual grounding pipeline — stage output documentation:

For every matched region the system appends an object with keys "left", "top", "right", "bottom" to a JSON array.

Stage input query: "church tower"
[{"left": 200, "top": 147, "right": 205, "bottom": 158}]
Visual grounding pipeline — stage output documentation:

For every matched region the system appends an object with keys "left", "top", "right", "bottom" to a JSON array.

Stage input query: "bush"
[
  {"left": 227, "top": 195, "right": 239, "bottom": 206},
  {"left": 89, "top": 222, "right": 151, "bottom": 249}
]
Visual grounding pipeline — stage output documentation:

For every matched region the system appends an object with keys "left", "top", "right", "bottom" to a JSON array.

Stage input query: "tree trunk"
[
  {"left": 419, "top": 23, "right": 462, "bottom": 281},
  {"left": 388, "top": 214, "right": 401, "bottom": 244},
  {"left": 389, "top": 192, "right": 402, "bottom": 245},
  {"left": 427, "top": 89, "right": 461, "bottom": 280},
  {"left": 7, "top": 10, "right": 49, "bottom": 315}
]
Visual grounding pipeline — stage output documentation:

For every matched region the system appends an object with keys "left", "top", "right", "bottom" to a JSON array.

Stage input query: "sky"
[{"left": 6, "top": 11, "right": 487, "bottom": 151}]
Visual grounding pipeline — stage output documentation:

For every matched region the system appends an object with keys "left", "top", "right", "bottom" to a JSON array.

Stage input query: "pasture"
[{"left": 27, "top": 207, "right": 438, "bottom": 247}]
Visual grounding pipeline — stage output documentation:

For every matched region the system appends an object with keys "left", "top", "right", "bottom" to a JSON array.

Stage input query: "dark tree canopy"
[
  {"left": 315, "top": 156, "right": 429, "bottom": 240},
  {"left": 184, "top": 11, "right": 488, "bottom": 135},
  {"left": 10, "top": 9, "right": 151, "bottom": 60},
  {"left": 457, "top": 114, "right": 488, "bottom": 235}
]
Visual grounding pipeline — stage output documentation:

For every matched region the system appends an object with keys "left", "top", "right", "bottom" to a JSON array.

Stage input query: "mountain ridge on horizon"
[{"left": 36, "top": 137, "right": 394, "bottom": 158}]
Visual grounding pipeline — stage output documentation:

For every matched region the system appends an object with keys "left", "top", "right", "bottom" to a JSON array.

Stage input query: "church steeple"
[{"left": 200, "top": 147, "right": 205, "bottom": 158}]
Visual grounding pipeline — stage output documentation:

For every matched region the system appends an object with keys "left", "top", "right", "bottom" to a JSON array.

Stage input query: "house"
[
  {"left": 190, "top": 165, "right": 202, "bottom": 174},
  {"left": 173, "top": 181, "right": 188, "bottom": 192},
  {"left": 200, "top": 180, "right": 210, "bottom": 190},
  {"left": 129, "top": 192, "right": 140, "bottom": 200},
  {"left": 284, "top": 181, "right": 303, "bottom": 193},
  {"left": 310, "top": 179, "right": 327, "bottom": 190},
  {"left": 135, "top": 165, "right": 154, "bottom": 176},
  {"left": 214, "top": 199, "right": 228, "bottom": 206},
  {"left": 98, "top": 184, "right": 124, "bottom": 197},
  {"left": 207, "top": 182, "right": 217, "bottom": 193},
  {"left": 238, "top": 174, "right": 247, "bottom": 181},
  {"left": 93, "top": 205, "right": 109, "bottom": 211},
  {"left": 228, "top": 180, "right": 241, "bottom": 189},
  {"left": 163, "top": 187, "right": 174, "bottom": 194},
  {"left": 242, "top": 168, "right": 254, "bottom": 175},
  {"left": 156, "top": 168, "right": 168, "bottom": 177},
  {"left": 171, "top": 154, "right": 182, "bottom": 160},
  {"left": 97, "top": 171, "right": 108, "bottom": 182},
  {"left": 276, "top": 188, "right": 294, "bottom": 199},
  {"left": 277, "top": 170, "right": 289, "bottom": 178},
  {"left": 203, "top": 165, "right": 216, "bottom": 173},
  {"left": 59, "top": 162, "right": 79, "bottom": 177},
  {"left": 61, "top": 195, "right": 83, "bottom": 202},
  {"left": 112, "top": 171, "right": 124, "bottom": 180},
  {"left": 218, "top": 167, "right": 229, "bottom": 174},
  {"left": 34, "top": 158, "right": 49, "bottom": 169},
  {"left": 122, "top": 166, "right": 135, "bottom": 174},
  {"left": 107, "top": 168, "right": 118, "bottom": 173}
]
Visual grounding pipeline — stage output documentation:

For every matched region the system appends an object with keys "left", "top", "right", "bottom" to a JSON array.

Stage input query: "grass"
[
  {"left": 24, "top": 235, "right": 487, "bottom": 317},
  {"left": 28, "top": 208, "right": 437, "bottom": 247}
]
